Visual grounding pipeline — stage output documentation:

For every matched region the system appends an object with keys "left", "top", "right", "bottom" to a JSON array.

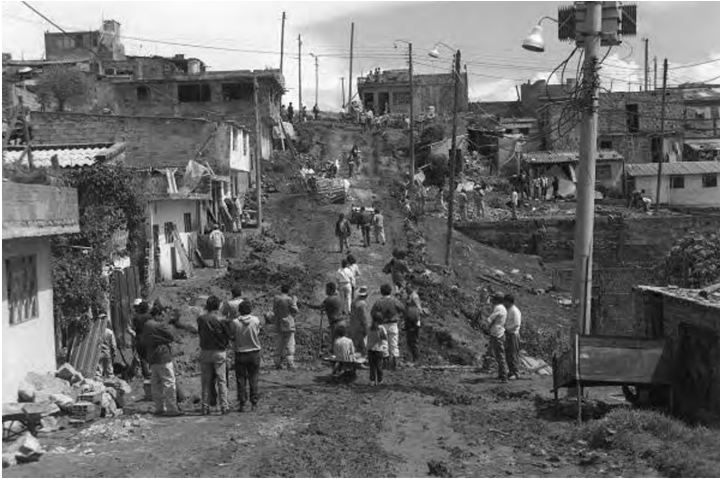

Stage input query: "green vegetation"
[
  {"left": 657, "top": 232, "right": 720, "bottom": 288},
  {"left": 577, "top": 409, "right": 720, "bottom": 477}
]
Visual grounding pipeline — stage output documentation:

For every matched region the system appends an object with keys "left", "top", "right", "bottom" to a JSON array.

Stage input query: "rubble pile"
[
  {"left": 2, "top": 363, "right": 132, "bottom": 469},
  {"left": 78, "top": 414, "right": 150, "bottom": 442}
]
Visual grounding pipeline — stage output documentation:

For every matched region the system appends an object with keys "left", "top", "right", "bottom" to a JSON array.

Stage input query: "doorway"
[{"left": 378, "top": 92, "right": 390, "bottom": 115}]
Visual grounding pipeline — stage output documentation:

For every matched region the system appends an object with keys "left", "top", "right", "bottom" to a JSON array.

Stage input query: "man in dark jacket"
[
  {"left": 128, "top": 299, "right": 152, "bottom": 379},
  {"left": 197, "top": 296, "right": 231, "bottom": 415},
  {"left": 335, "top": 213, "right": 352, "bottom": 253},
  {"left": 141, "top": 314, "right": 181, "bottom": 416}
]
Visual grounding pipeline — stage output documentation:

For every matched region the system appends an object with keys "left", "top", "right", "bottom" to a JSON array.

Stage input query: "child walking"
[{"left": 366, "top": 316, "right": 389, "bottom": 386}]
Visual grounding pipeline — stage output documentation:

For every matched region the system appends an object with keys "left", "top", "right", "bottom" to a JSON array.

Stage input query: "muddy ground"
[{"left": 4, "top": 122, "right": 695, "bottom": 478}]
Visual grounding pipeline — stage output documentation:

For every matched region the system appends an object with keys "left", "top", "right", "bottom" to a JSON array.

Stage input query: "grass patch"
[{"left": 576, "top": 408, "right": 720, "bottom": 477}]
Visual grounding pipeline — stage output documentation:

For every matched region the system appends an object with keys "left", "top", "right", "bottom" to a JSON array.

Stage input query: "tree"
[
  {"left": 35, "top": 66, "right": 88, "bottom": 112},
  {"left": 656, "top": 232, "right": 720, "bottom": 288},
  {"left": 423, "top": 153, "right": 449, "bottom": 190}
]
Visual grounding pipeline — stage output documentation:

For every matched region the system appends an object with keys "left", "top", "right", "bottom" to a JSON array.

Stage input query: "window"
[
  {"left": 232, "top": 129, "right": 239, "bottom": 151},
  {"left": 596, "top": 164, "right": 612, "bottom": 180},
  {"left": 393, "top": 92, "right": 411, "bottom": 105},
  {"left": 702, "top": 174, "right": 718, "bottom": 188},
  {"left": 221, "top": 83, "right": 253, "bottom": 102},
  {"left": 183, "top": 213, "right": 193, "bottom": 233},
  {"left": 5, "top": 255, "right": 38, "bottom": 325},
  {"left": 519, "top": 128, "right": 530, "bottom": 136},
  {"left": 177, "top": 83, "right": 211, "bottom": 103},
  {"left": 626, "top": 103, "right": 640, "bottom": 133},
  {"left": 164, "top": 222, "right": 175, "bottom": 243},
  {"left": 600, "top": 140, "right": 613, "bottom": 150},
  {"left": 136, "top": 86, "right": 150, "bottom": 101},
  {"left": 669, "top": 176, "right": 685, "bottom": 189}
]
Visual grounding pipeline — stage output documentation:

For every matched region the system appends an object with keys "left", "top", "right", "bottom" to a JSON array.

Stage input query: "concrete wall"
[
  {"left": 150, "top": 199, "right": 201, "bottom": 281},
  {"left": 633, "top": 173, "right": 720, "bottom": 207},
  {"left": 28, "top": 111, "right": 238, "bottom": 173},
  {"left": 457, "top": 214, "right": 721, "bottom": 266},
  {"left": 2, "top": 238, "right": 56, "bottom": 402}
]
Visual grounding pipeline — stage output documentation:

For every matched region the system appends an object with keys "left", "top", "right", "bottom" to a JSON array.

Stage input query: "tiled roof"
[
  {"left": 3, "top": 142, "right": 124, "bottom": 168},
  {"left": 524, "top": 149, "right": 623, "bottom": 164},
  {"left": 625, "top": 161, "right": 720, "bottom": 177}
]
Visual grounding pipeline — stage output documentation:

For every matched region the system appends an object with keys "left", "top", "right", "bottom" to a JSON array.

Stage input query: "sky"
[{"left": 2, "top": 1, "right": 720, "bottom": 111}]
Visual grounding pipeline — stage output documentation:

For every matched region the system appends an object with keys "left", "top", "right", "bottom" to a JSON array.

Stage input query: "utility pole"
[
  {"left": 445, "top": 49, "right": 461, "bottom": 266},
  {"left": 654, "top": 56, "right": 658, "bottom": 90},
  {"left": 570, "top": 1, "right": 602, "bottom": 337},
  {"left": 643, "top": 38, "right": 649, "bottom": 92},
  {"left": 313, "top": 54, "right": 319, "bottom": 107},
  {"left": 408, "top": 42, "right": 415, "bottom": 178},
  {"left": 279, "top": 11, "right": 286, "bottom": 74},
  {"left": 341, "top": 77, "right": 346, "bottom": 108},
  {"left": 655, "top": 59, "right": 668, "bottom": 214},
  {"left": 298, "top": 34, "right": 302, "bottom": 114},
  {"left": 253, "top": 76, "right": 263, "bottom": 229},
  {"left": 348, "top": 22, "right": 354, "bottom": 111}
]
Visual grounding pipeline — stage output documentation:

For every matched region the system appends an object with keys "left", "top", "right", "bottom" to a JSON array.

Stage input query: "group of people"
[
  {"left": 282, "top": 102, "right": 320, "bottom": 123},
  {"left": 628, "top": 188, "right": 653, "bottom": 212},
  {"left": 512, "top": 172, "right": 560, "bottom": 203},
  {"left": 455, "top": 184, "right": 488, "bottom": 222},
  {"left": 335, "top": 207, "right": 386, "bottom": 252},
  {"left": 480, "top": 292, "right": 523, "bottom": 383}
]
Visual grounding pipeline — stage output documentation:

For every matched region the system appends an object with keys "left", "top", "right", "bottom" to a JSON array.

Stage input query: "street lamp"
[
  {"left": 428, "top": 41, "right": 462, "bottom": 267},
  {"left": 394, "top": 39, "right": 415, "bottom": 178},
  {"left": 521, "top": 16, "right": 559, "bottom": 52},
  {"left": 522, "top": 4, "right": 602, "bottom": 340}
]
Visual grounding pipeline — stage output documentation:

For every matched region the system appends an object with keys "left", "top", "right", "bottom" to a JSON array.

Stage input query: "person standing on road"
[
  {"left": 197, "top": 295, "right": 231, "bottom": 415},
  {"left": 313, "top": 104, "right": 320, "bottom": 120},
  {"left": 273, "top": 284, "right": 299, "bottom": 370},
  {"left": 229, "top": 300, "right": 262, "bottom": 411},
  {"left": 128, "top": 299, "right": 152, "bottom": 380},
  {"left": 210, "top": 224, "right": 225, "bottom": 269},
  {"left": 366, "top": 315, "right": 389, "bottom": 386},
  {"left": 349, "top": 285, "right": 371, "bottom": 355},
  {"left": 335, "top": 213, "right": 352, "bottom": 253},
  {"left": 473, "top": 184, "right": 486, "bottom": 219},
  {"left": 371, "top": 283, "right": 405, "bottom": 371},
  {"left": 458, "top": 190, "right": 469, "bottom": 222},
  {"left": 483, "top": 293, "right": 509, "bottom": 383},
  {"left": 287, "top": 102, "right": 295, "bottom": 123},
  {"left": 347, "top": 254, "right": 361, "bottom": 299},
  {"left": 357, "top": 208, "right": 372, "bottom": 247},
  {"left": 383, "top": 251, "right": 411, "bottom": 294},
  {"left": 510, "top": 188, "right": 519, "bottom": 220},
  {"left": 97, "top": 316, "right": 117, "bottom": 378},
  {"left": 141, "top": 312, "right": 182, "bottom": 416},
  {"left": 372, "top": 208, "right": 386, "bottom": 245},
  {"left": 320, "top": 282, "right": 346, "bottom": 353},
  {"left": 335, "top": 259, "right": 354, "bottom": 313},
  {"left": 402, "top": 279, "right": 426, "bottom": 364},
  {"left": 503, "top": 294, "right": 522, "bottom": 381},
  {"left": 221, "top": 285, "right": 244, "bottom": 318}
]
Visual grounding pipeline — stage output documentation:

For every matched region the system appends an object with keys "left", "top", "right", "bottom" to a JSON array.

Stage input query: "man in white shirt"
[
  {"left": 510, "top": 189, "right": 519, "bottom": 220},
  {"left": 503, "top": 294, "right": 522, "bottom": 380},
  {"left": 483, "top": 293, "right": 509, "bottom": 382},
  {"left": 209, "top": 224, "right": 225, "bottom": 269},
  {"left": 335, "top": 259, "right": 354, "bottom": 313}
]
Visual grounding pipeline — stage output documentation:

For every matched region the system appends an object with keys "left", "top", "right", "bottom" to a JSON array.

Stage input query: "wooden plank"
[
  {"left": 69, "top": 317, "right": 106, "bottom": 379},
  {"left": 170, "top": 223, "right": 194, "bottom": 277}
]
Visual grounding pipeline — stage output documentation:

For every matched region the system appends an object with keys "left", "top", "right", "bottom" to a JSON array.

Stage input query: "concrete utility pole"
[
  {"left": 341, "top": 77, "right": 346, "bottom": 108},
  {"left": 348, "top": 22, "right": 354, "bottom": 110},
  {"left": 445, "top": 49, "right": 461, "bottom": 267},
  {"left": 654, "top": 56, "right": 658, "bottom": 90},
  {"left": 279, "top": 12, "right": 286, "bottom": 74},
  {"left": 570, "top": 1, "right": 602, "bottom": 337},
  {"left": 643, "top": 38, "right": 649, "bottom": 92},
  {"left": 253, "top": 76, "right": 263, "bottom": 229},
  {"left": 408, "top": 42, "right": 415, "bottom": 178},
  {"left": 655, "top": 58, "right": 668, "bottom": 214},
  {"left": 298, "top": 34, "right": 302, "bottom": 114},
  {"left": 312, "top": 54, "right": 319, "bottom": 107}
]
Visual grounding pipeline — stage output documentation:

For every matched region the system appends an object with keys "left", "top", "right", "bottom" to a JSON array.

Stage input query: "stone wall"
[
  {"left": 457, "top": 214, "right": 720, "bottom": 267},
  {"left": 28, "top": 111, "right": 234, "bottom": 173}
]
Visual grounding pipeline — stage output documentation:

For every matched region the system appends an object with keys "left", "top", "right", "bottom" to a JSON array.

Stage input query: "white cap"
[{"left": 133, "top": 298, "right": 143, "bottom": 306}]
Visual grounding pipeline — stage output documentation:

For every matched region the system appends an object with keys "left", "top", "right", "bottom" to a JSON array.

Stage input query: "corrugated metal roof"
[
  {"left": 524, "top": 149, "right": 623, "bottom": 164},
  {"left": 625, "top": 161, "right": 720, "bottom": 177},
  {"left": 2, "top": 142, "right": 123, "bottom": 168},
  {"left": 636, "top": 283, "right": 720, "bottom": 310},
  {"left": 685, "top": 139, "right": 720, "bottom": 151},
  {"left": 682, "top": 87, "right": 720, "bottom": 102}
]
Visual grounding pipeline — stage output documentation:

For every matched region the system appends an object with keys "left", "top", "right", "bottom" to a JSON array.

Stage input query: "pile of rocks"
[{"left": 2, "top": 363, "right": 131, "bottom": 468}]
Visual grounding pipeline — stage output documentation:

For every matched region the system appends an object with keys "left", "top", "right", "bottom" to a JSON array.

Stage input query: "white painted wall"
[
  {"left": 2, "top": 237, "right": 56, "bottom": 402},
  {"left": 152, "top": 200, "right": 200, "bottom": 281},
  {"left": 229, "top": 128, "right": 251, "bottom": 172},
  {"left": 634, "top": 173, "right": 720, "bottom": 206}
]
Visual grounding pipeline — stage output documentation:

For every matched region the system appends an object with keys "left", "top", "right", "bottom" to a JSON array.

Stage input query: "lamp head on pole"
[
  {"left": 522, "top": 25, "right": 545, "bottom": 53},
  {"left": 428, "top": 47, "right": 441, "bottom": 59}
]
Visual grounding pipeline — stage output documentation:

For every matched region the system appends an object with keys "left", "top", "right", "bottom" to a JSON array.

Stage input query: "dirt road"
[{"left": 6, "top": 123, "right": 659, "bottom": 478}]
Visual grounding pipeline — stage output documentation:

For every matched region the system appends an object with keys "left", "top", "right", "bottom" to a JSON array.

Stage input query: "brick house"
[
  {"left": 2, "top": 183, "right": 80, "bottom": 401},
  {"left": 633, "top": 283, "right": 720, "bottom": 425}
]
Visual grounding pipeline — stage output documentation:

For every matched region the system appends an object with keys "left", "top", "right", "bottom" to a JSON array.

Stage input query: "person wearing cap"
[
  {"left": 371, "top": 283, "right": 405, "bottom": 371},
  {"left": 128, "top": 299, "right": 152, "bottom": 379},
  {"left": 503, "top": 294, "right": 522, "bottom": 380},
  {"left": 349, "top": 285, "right": 371, "bottom": 355},
  {"left": 210, "top": 224, "right": 225, "bottom": 269},
  {"left": 483, "top": 292, "right": 509, "bottom": 382},
  {"left": 97, "top": 315, "right": 118, "bottom": 378}
]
